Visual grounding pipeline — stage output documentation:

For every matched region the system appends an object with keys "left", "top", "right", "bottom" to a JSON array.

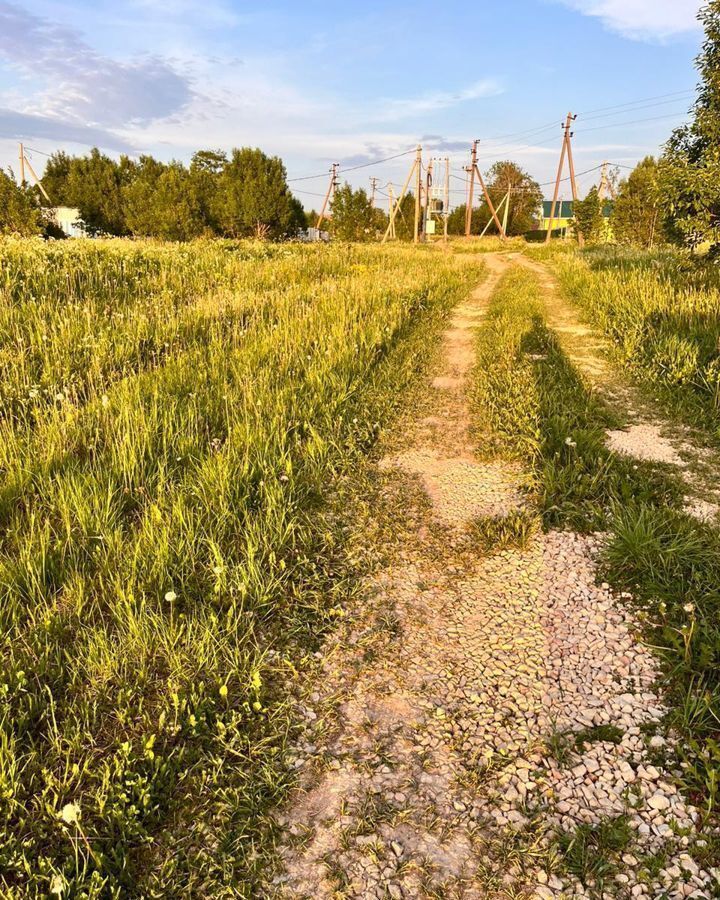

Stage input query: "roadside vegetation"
[
  {"left": 0, "top": 237, "right": 481, "bottom": 897},
  {"left": 471, "top": 265, "right": 720, "bottom": 864},
  {"left": 552, "top": 249, "right": 720, "bottom": 431}
]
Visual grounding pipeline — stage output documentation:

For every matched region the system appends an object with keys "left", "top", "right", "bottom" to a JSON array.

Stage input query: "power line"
[
  {"left": 288, "top": 148, "right": 415, "bottom": 183},
  {"left": 576, "top": 110, "right": 690, "bottom": 135},
  {"left": 579, "top": 95, "right": 694, "bottom": 124},
  {"left": 579, "top": 88, "right": 695, "bottom": 117}
]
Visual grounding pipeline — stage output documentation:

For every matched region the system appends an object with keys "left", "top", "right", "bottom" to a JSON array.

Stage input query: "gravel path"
[{"left": 264, "top": 256, "right": 718, "bottom": 900}]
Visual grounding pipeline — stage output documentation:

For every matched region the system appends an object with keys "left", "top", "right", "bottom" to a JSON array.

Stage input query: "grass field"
[{"left": 0, "top": 238, "right": 482, "bottom": 897}]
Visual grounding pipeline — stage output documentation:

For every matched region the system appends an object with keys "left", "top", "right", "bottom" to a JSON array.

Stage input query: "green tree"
[
  {"left": 330, "top": 183, "right": 375, "bottom": 241},
  {"left": 447, "top": 204, "right": 484, "bottom": 236},
  {"left": 59, "top": 148, "right": 129, "bottom": 235},
  {"left": 573, "top": 186, "right": 605, "bottom": 243},
  {"left": 0, "top": 170, "right": 43, "bottom": 236},
  {"left": 662, "top": 1, "right": 720, "bottom": 251},
  {"left": 481, "top": 161, "right": 543, "bottom": 235},
  {"left": 39, "top": 151, "right": 72, "bottom": 206},
  {"left": 214, "top": 148, "right": 299, "bottom": 238},
  {"left": 124, "top": 159, "right": 204, "bottom": 241},
  {"left": 189, "top": 150, "right": 226, "bottom": 233},
  {"left": 392, "top": 192, "right": 419, "bottom": 241},
  {"left": 611, "top": 156, "right": 662, "bottom": 248}
]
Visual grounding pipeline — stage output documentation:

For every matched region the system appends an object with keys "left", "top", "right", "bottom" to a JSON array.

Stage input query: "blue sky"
[{"left": 0, "top": 0, "right": 705, "bottom": 207}]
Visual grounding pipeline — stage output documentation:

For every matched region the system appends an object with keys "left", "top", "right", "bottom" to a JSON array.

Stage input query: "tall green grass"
[
  {"left": 0, "top": 237, "right": 481, "bottom": 897},
  {"left": 552, "top": 248, "right": 720, "bottom": 427}
]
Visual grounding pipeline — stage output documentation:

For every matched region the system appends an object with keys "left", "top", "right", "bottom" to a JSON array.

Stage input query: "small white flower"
[
  {"left": 165, "top": 591, "right": 177, "bottom": 603},
  {"left": 565, "top": 437, "right": 577, "bottom": 448},
  {"left": 101, "top": 394, "right": 110, "bottom": 408},
  {"left": 683, "top": 602, "right": 695, "bottom": 614},
  {"left": 279, "top": 474, "right": 289, "bottom": 482},
  {"left": 60, "top": 802, "right": 81, "bottom": 824},
  {"left": 50, "top": 874, "right": 66, "bottom": 896}
]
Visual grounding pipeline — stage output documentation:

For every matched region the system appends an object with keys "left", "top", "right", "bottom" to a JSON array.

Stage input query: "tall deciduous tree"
[
  {"left": 611, "top": 156, "right": 662, "bottom": 249},
  {"left": 60, "top": 148, "right": 130, "bottom": 235},
  {"left": 330, "top": 184, "right": 376, "bottom": 241},
  {"left": 0, "top": 170, "right": 43, "bottom": 236},
  {"left": 573, "top": 186, "right": 605, "bottom": 244},
  {"left": 214, "top": 148, "right": 301, "bottom": 238},
  {"left": 481, "top": 161, "right": 543, "bottom": 235},
  {"left": 662, "top": 1, "right": 720, "bottom": 251},
  {"left": 124, "top": 159, "right": 204, "bottom": 241}
]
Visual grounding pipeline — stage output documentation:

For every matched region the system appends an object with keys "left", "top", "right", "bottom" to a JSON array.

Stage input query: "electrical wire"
[
  {"left": 579, "top": 88, "right": 695, "bottom": 117},
  {"left": 576, "top": 110, "right": 691, "bottom": 134},
  {"left": 287, "top": 148, "right": 415, "bottom": 183}
]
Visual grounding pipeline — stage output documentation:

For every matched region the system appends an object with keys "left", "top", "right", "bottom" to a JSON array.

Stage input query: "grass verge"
[{"left": 471, "top": 262, "right": 720, "bottom": 860}]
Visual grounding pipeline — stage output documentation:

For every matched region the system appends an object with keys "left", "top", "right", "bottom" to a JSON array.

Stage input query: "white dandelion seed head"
[{"left": 60, "top": 802, "right": 80, "bottom": 824}]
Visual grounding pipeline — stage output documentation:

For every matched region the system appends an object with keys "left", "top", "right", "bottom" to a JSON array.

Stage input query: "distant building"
[
  {"left": 536, "top": 199, "right": 613, "bottom": 239},
  {"left": 301, "top": 227, "right": 330, "bottom": 242},
  {"left": 538, "top": 200, "right": 576, "bottom": 237},
  {"left": 51, "top": 207, "right": 84, "bottom": 238}
]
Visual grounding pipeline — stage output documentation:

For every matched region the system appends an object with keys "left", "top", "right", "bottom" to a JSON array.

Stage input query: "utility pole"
[
  {"left": 443, "top": 157, "right": 450, "bottom": 243},
  {"left": 564, "top": 118, "right": 583, "bottom": 248},
  {"left": 17, "top": 143, "right": 50, "bottom": 202},
  {"left": 424, "top": 158, "right": 434, "bottom": 240},
  {"left": 502, "top": 185, "right": 511, "bottom": 237},
  {"left": 471, "top": 153, "right": 506, "bottom": 239},
  {"left": 598, "top": 161, "right": 609, "bottom": 201},
  {"left": 545, "top": 113, "right": 576, "bottom": 244},
  {"left": 369, "top": 176, "right": 379, "bottom": 209},
  {"left": 316, "top": 163, "right": 339, "bottom": 236},
  {"left": 388, "top": 184, "right": 396, "bottom": 239},
  {"left": 382, "top": 149, "right": 421, "bottom": 244},
  {"left": 465, "top": 140, "right": 478, "bottom": 237},
  {"left": 413, "top": 145, "right": 422, "bottom": 244}
]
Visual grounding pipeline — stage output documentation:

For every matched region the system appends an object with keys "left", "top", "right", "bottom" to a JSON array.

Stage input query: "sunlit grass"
[{"left": 0, "top": 236, "right": 482, "bottom": 896}]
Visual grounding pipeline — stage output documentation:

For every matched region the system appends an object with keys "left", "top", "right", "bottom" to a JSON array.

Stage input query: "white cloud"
[
  {"left": 376, "top": 80, "right": 503, "bottom": 121},
  {"left": 0, "top": 1, "right": 193, "bottom": 129},
  {"left": 559, "top": 0, "right": 701, "bottom": 40}
]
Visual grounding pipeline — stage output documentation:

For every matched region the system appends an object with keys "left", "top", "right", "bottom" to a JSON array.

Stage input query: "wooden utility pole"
[
  {"left": 598, "top": 161, "right": 609, "bottom": 201},
  {"left": 388, "top": 184, "right": 396, "bottom": 239},
  {"left": 369, "top": 176, "right": 379, "bottom": 208},
  {"left": 480, "top": 190, "right": 509, "bottom": 238},
  {"left": 443, "top": 157, "right": 450, "bottom": 243},
  {"left": 17, "top": 143, "right": 50, "bottom": 202},
  {"left": 472, "top": 156, "right": 506, "bottom": 239},
  {"left": 502, "top": 186, "right": 511, "bottom": 237},
  {"left": 424, "top": 158, "right": 434, "bottom": 240},
  {"left": 545, "top": 113, "right": 576, "bottom": 244},
  {"left": 316, "top": 163, "right": 339, "bottom": 235},
  {"left": 382, "top": 149, "right": 421, "bottom": 244},
  {"left": 564, "top": 119, "right": 583, "bottom": 248},
  {"left": 465, "top": 140, "right": 478, "bottom": 237},
  {"left": 413, "top": 145, "right": 422, "bottom": 244}
]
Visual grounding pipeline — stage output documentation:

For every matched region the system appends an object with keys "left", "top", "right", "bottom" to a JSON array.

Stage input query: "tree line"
[
  {"left": 0, "top": 147, "right": 308, "bottom": 239},
  {"left": 3, "top": 0, "right": 720, "bottom": 255}
]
